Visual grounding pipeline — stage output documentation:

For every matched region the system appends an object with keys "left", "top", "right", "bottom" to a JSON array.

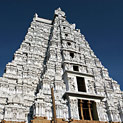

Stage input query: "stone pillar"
[
  {"left": 88, "top": 100, "right": 93, "bottom": 121},
  {"left": 79, "top": 99, "right": 84, "bottom": 120}
]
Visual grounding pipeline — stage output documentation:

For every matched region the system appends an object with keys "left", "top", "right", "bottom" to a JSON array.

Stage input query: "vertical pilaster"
[
  {"left": 88, "top": 100, "right": 93, "bottom": 121},
  {"left": 80, "top": 99, "right": 84, "bottom": 120}
]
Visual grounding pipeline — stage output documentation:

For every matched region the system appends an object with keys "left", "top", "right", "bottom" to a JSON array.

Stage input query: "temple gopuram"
[{"left": 0, "top": 8, "right": 122, "bottom": 123}]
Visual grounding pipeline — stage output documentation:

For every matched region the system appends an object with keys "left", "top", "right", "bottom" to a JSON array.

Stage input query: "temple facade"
[{"left": 0, "top": 8, "right": 122, "bottom": 123}]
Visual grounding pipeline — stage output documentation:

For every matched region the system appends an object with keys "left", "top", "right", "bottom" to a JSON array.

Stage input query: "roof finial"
[
  {"left": 57, "top": 7, "right": 61, "bottom": 11},
  {"left": 55, "top": 7, "right": 65, "bottom": 17},
  {"left": 34, "top": 13, "right": 38, "bottom": 18}
]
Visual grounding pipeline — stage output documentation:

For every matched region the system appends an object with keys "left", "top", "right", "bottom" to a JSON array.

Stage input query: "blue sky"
[{"left": 0, "top": 0, "right": 122, "bottom": 90}]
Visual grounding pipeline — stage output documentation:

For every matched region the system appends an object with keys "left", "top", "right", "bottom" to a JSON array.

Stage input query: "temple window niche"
[
  {"left": 76, "top": 77, "right": 86, "bottom": 92},
  {"left": 73, "top": 65, "right": 79, "bottom": 71},
  {"left": 63, "top": 27, "right": 66, "bottom": 29},
  {"left": 65, "top": 33, "right": 68, "bottom": 37},
  {"left": 78, "top": 99, "right": 99, "bottom": 121},
  {"left": 70, "top": 52, "right": 74, "bottom": 58},
  {"left": 67, "top": 42, "right": 71, "bottom": 46}
]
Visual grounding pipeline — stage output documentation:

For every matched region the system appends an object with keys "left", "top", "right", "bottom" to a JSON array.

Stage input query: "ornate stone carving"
[{"left": 96, "top": 102, "right": 109, "bottom": 121}]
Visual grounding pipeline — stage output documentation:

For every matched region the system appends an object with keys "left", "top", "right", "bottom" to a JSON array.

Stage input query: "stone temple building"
[{"left": 0, "top": 8, "right": 122, "bottom": 123}]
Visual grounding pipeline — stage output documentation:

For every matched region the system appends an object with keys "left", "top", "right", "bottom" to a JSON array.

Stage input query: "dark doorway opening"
[
  {"left": 83, "top": 100, "right": 90, "bottom": 120},
  {"left": 78, "top": 100, "right": 99, "bottom": 121},
  {"left": 91, "top": 101, "right": 99, "bottom": 120},
  {"left": 76, "top": 77, "right": 86, "bottom": 92}
]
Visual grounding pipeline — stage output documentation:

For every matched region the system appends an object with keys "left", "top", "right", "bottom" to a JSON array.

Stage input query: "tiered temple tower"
[{"left": 0, "top": 8, "right": 122, "bottom": 123}]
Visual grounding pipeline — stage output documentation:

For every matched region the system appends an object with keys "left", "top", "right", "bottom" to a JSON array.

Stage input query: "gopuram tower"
[{"left": 0, "top": 8, "right": 122, "bottom": 123}]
